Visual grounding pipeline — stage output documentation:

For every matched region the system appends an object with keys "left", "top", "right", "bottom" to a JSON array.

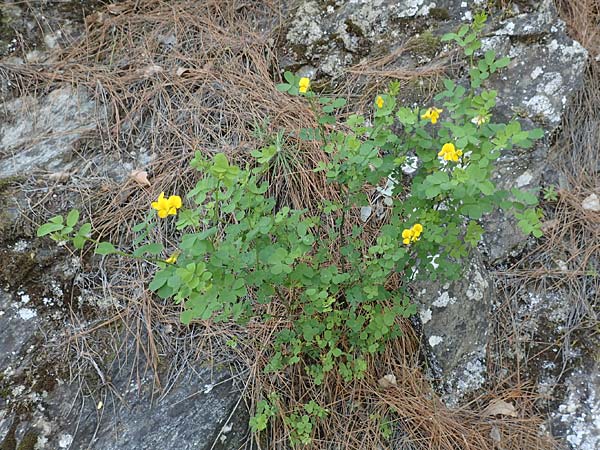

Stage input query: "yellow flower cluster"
[
  {"left": 376, "top": 95, "right": 384, "bottom": 109},
  {"left": 402, "top": 223, "right": 423, "bottom": 245},
  {"left": 299, "top": 77, "right": 310, "bottom": 93},
  {"left": 421, "top": 107, "right": 443, "bottom": 124},
  {"left": 438, "top": 143, "right": 463, "bottom": 162},
  {"left": 151, "top": 192, "right": 182, "bottom": 218}
]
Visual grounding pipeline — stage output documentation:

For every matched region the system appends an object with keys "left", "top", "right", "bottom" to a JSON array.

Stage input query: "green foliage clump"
[{"left": 38, "top": 12, "right": 545, "bottom": 447}]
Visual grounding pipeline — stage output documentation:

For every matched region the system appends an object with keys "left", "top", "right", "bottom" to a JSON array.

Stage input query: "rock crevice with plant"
[{"left": 38, "top": 13, "right": 547, "bottom": 447}]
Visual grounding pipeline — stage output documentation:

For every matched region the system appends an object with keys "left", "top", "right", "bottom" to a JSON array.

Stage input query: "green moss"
[
  {"left": 0, "top": 176, "right": 22, "bottom": 194},
  {"left": 15, "top": 431, "right": 37, "bottom": 450},
  {"left": 343, "top": 19, "right": 365, "bottom": 38},
  {"left": 0, "top": 422, "right": 16, "bottom": 450},
  {"left": 408, "top": 31, "right": 442, "bottom": 58},
  {"left": 428, "top": 8, "right": 451, "bottom": 20}
]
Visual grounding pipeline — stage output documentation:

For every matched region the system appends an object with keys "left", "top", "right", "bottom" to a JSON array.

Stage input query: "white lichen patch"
[
  {"left": 401, "top": 155, "right": 419, "bottom": 175},
  {"left": 58, "top": 434, "right": 73, "bottom": 448},
  {"left": 443, "top": 351, "right": 487, "bottom": 407},
  {"left": 429, "top": 335, "right": 443, "bottom": 347},
  {"left": 17, "top": 307, "right": 37, "bottom": 321},
  {"left": 543, "top": 72, "right": 564, "bottom": 96},
  {"left": 524, "top": 94, "right": 560, "bottom": 123},
  {"left": 553, "top": 368, "right": 600, "bottom": 450},
  {"left": 515, "top": 170, "right": 534, "bottom": 187},
  {"left": 420, "top": 307, "right": 432, "bottom": 324},
  {"left": 433, "top": 291, "right": 456, "bottom": 308},
  {"left": 11, "top": 239, "right": 30, "bottom": 252},
  {"left": 455, "top": 358, "right": 486, "bottom": 394},
  {"left": 394, "top": 0, "right": 426, "bottom": 18},
  {"left": 531, "top": 66, "right": 543, "bottom": 80},
  {"left": 286, "top": 2, "right": 325, "bottom": 47},
  {"left": 465, "top": 268, "right": 488, "bottom": 302}
]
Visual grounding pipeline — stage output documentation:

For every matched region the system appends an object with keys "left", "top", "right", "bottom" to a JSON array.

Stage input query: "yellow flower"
[
  {"left": 376, "top": 95, "right": 384, "bottom": 109},
  {"left": 164, "top": 253, "right": 179, "bottom": 264},
  {"left": 402, "top": 224, "right": 424, "bottom": 245},
  {"left": 421, "top": 107, "right": 443, "bottom": 124},
  {"left": 298, "top": 77, "right": 310, "bottom": 93},
  {"left": 438, "top": 143, "right": 463, "bottom": 162},
  {"left": 151, "top": 192, "right": 182, "bottom": 218}
]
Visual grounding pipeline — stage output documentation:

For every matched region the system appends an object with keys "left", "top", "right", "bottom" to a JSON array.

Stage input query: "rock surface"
[
  {"left": 0, "top": 0, "right": 596, "bottom": 449},
  {"left": 40, "top": 360, "right": 248, "bottom": 450},
  {"left": 0, "top": 86, "right": 97, "bottom": 178},
  {"left": 414, "top": 258, "right": 492, "bottom": 404}
]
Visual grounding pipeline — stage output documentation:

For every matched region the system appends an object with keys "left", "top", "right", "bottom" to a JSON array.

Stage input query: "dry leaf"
[
  {"left": 360, "top": 206, "right": 372, "bottom": 222},
  {"left": 176, "top": 67, "right": 190, "bottom": 77},
  {"left": 141, "top": 65, "right": 163, "bottom": 78},
  {"left": 482, "top": 399, "right": 518, "bottom": 418},
  {"left": 378, "top": 374, "right": 397, "bottom": 389},
  {"left": 489, "top": 426, "right": 502, "bottom": 442},
  {"left": 130, "top": 169, "right": 150, "bottom": 187},
  {"left": 107, "top": 4, "right": 129, "bottom": 15},
  {"left": 582, "top": 193, "right": 600, "bottom": 211},
  {"left": 47, "top": 171, "right": 71, "bottom": 183}
]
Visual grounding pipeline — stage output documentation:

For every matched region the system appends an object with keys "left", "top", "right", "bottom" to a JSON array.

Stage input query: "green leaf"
[
  {"left": 66, "top": 209, "right": 80, "bottom": 227},
  {"left": 73, "top": 235, "right": 86, "bottom": 249},
  {"left": 132, "top": 243, "right": 164, "bottom": 257},
  {"left": 284, "top": 71, "right": 295, "bottom": 84},
  {"left": 331, "top": 98, "right": 347, "bottom": 108},
  {"left": 276, "top": 83, "right": 291, "bottom": 92},
  {"left": 95, "top": 242, "right": 117, "bottom": 255},
  {"left": 441, "top": 32, "right": 459, "bottom": 42},
  {"left": 37, "top": 222, "right": 64, "bottom": 237},
  {"left": 528, "top": 128, "right": 544, "bottom": 139},
  {"left": 78, "top": 223, "right": 92, "bottom": 237},
  {"left": 48, "top": 215, "right": 64, "bottom": 224},
  {"left": 493, "top": 56, "right": 510, "bottom": 69}
]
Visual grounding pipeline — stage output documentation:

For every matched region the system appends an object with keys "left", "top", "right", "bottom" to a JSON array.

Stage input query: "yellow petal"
[
  {"left": 376, "top": 96, "right": 384, "bottom": 108},
  {"left": 168, "top": 195, "right": 182, "bottom": 209},
  {"left": 442, "top": 143, "right": 455, "bottom": 153},
  {"left": 413, "top": 224, "right": 423, "bottom": 234},
  {"left": 403, "top": 238, "right": 411, "bottom": 245},
  {"left": 157, "top": 209, "right": 168, "bottom": 219},
  {"left": 402, "top": 229, "right": 412, "bottom": 239},
  {"left": 299, "top": 77, "right": 310, "bottom": 93}
]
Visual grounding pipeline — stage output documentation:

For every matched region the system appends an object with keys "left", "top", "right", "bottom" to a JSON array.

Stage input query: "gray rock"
[
  {"left": 0, "top": 289, "right": 39, "bottom": 370},
  {"left": 415, "top": 258, "right": 493, "bottom": 403},
  {"left": 477, "top": 1, "right": 588, "bottom": 261},
  {"left": 285, "top": 0, "right": 457, "bottom": 77},
  {"left": 0, "top": 86, "right": 97, "bottom": 177},
  {"left": 41, "top": 364, "right": 249, "bottom": 450},
  {"left": 483, "top": 0, "right": 588, "bottom": 128},
  {"left": 550, "top": 365, "right": 600, "bottom": 450}
]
